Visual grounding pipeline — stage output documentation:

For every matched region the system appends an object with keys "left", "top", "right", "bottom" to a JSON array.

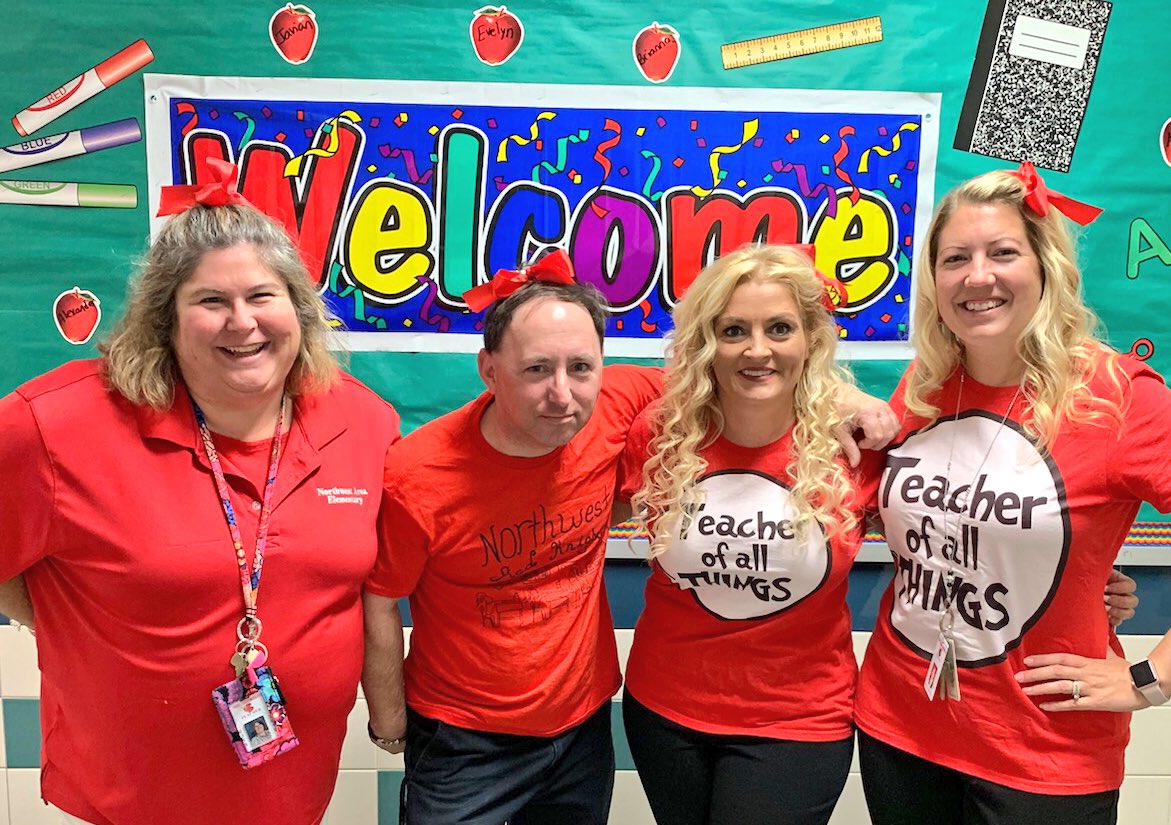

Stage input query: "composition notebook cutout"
[{"left": 954, "top": 0, "right": 1111, "bottom": 172}]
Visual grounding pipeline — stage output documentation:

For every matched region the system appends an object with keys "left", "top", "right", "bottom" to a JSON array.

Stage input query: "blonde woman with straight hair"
[
  {"left": 855, "top": 163, "right": 1162, "bottom": 825},
  {"left": 617, "top": 244, "right": 885, "bottom": 825}
]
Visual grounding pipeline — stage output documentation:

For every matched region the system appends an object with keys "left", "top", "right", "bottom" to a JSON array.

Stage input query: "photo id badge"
[
  {"left": 211, "top": 665, "right": 299, "bottom": 768},
  {"left": 924, "top": 632, "right": 949, "bottom": 699}
]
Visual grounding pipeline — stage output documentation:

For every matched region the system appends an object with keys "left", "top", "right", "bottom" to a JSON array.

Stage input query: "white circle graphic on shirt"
[
  {"left": 880, "top": 412, "right": 1069, "bottom": 665},
  {"left": 657, "top": 470, "right": 831, "bottom": 621}
]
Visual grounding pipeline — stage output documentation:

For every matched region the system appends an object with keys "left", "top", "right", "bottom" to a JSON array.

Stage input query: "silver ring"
[{"left": 1072, "top": 680, "right": 1082, "bottom": 701}]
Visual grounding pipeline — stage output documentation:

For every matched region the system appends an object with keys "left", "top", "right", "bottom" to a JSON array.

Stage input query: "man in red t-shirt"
[{"left": 362, "top": 274, "right": 663, "bottom": 825}]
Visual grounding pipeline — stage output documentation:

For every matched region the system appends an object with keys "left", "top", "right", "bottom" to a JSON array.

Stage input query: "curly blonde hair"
[
  {"left": 101, "top": 205, "right": 339, "bottom": 409},
  {"left": 907, "top": 169, "right": 1124, "bottom": 449},
  {"left": 632, "top": 244, "right": 858, "bottom": 559}
]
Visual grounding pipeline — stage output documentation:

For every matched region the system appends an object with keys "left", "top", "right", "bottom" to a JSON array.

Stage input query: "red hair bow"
[
  {"left": 792, "top": 243, "right": 849, "bottom": 312},
  {"left": 156, "top": 158, "right": 254, "bottom": 217},
  {"left": 463, "top": 249, "right": 577, "bottom": 312},
  {"left": 1009, "top": 161, "right": 1102, "bottom": 226}
]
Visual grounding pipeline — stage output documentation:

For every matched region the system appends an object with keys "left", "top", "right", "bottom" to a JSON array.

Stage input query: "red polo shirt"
[{"left": 0, "top": 359, "right": 399, "bottom": 825}]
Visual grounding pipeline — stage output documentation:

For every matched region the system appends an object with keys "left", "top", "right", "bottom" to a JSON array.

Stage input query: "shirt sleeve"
[
  {"left": 603, "top": 364, "right": 665, "bottom": 431},
  {"left": 0, "top": 389, "right": 55, "bottom": 580},
  {"left": 852, "top": 448, "right": 888, "bottom": 515},
  {"left": 618, "top": 406, "right": 657, "bottom": 503},
  {"left": 367, "top": 450, "right": 432, "bottom": 598},
  {"left": 1113, "top": 359, "right": 1171, "bottom": 512}
]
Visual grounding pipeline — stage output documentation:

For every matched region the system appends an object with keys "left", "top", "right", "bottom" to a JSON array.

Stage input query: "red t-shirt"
[
  {"left": 856, "top": 354, "right": 1171, "bottom": 794},
  {"left": 368, "top": 364, "right": 663, "bottom": 736},
  {"left": 0, "top": 360, "right": 400, "bottom": 825},
  {"left": 618, "top": 404, "right": 884, "bottom": 740}
]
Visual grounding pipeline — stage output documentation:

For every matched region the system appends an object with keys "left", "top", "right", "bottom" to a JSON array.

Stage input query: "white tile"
[
  {"left": 0, "top": 772, "right": 8, "bottom": 825},
  {"left": 1126, "top": 705, "right": 1171, "bottom": 775},
  {"left": 1117, "top": 775, "right": 1171, "bottom": 825},
  {"left": 828, "top": 772, "right": 871, "bottom": 825},
  {"left": 375, "top": 744, "right": 406, "bottom": 771},
  {"left": 339, "top": 698, "right": 380, "bottom": 770},
  {"left": 609, "top": 769, "right": 654, "bottom": 825},
  {"left": 615, "top": 629, "right": 633, "bottom": 677},
  {"left": 0, "top": 627, "right": 39, "bottom": 698},
  {"left": 325, "top": 769, "right": 378, "bottom": 825},
  {"left": 852, "top": 632, "right": 872, "bottom": 667},
  {"left": 7, "top": 769, "right": 56, "bottom": 825},
  {"left": 1119, "top": 635, "right": 1163, "bottom": 663}
]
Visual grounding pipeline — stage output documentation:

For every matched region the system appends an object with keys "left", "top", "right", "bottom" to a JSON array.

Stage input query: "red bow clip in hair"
[
  {"left": 791, "top": 243, "right": 849, "bottom": 312},
  {"left": 462, "top": 249, "right": 577, "bottom": 312},
  {"left": 1009, "top": 161, "right": 1102, "bottom": 226},
  {"left": 156, "top": 158, "right": 254, "bottom": 217}
]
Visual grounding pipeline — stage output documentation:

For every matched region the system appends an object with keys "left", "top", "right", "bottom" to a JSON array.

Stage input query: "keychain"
[{"left": 924, "top": 570, "right": 961, "bottom": 701}]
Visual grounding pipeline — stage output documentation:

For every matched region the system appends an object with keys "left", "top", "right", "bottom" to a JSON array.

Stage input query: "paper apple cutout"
[
  {"left": 633, "top": 22, "right": 681, "bottom": 83},
  {"left": 53, "top": 287, "right": 101, "bottom": 345},
  {"left": 470, "top": 6, "right": 524, "bottom": 66},
  {"left": 270, "top": 3, "right": 319, "bottom": 65}
]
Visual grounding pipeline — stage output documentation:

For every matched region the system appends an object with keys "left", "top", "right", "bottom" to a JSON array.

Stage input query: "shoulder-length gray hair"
[{"left": 100, "top": 205, "right": 339, "bottom": 408}]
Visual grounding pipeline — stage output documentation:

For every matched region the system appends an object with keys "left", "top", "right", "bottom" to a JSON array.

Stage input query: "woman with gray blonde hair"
[
  {"left": 856, "top": 163, "right": 1160, "bottom": 824},
  {"left": 0, "top": 163, "right": 399, "bottom": 825},
  {"left": 617, "top": 243, "right": 885, "bottom": 825}
]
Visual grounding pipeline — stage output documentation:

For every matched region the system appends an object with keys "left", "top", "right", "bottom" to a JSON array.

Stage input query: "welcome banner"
[{"left": 145, "top": 76, "right": 939, "bottom": 357}]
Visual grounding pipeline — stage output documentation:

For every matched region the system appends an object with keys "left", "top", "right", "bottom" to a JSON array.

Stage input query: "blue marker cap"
[{"left": 79, "top": 118, "right": 141, "bottom": 153}]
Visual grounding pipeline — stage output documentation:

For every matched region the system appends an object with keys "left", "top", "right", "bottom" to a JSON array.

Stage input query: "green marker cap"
[{"left": 77, "top": 183, "right": 138, "bottom": 209}]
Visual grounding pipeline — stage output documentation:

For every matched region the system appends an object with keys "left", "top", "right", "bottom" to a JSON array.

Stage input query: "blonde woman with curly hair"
[
  {"left": 617, "top": 244, "right": 885, "bottom": 825},
  {"left": 855, "top": 163, "right": 1165, "bottom": 825},
  {"left": 0, "top": 170, "right": 400, "bottom": 825}
]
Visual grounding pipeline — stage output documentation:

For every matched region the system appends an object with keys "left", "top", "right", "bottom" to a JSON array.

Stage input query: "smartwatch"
[
  {"left": 367, "top": 722, "right": 407, "bottom": 753},
  {"left": 1129, "top": 659, "right": 1171, "bottom": 707}
]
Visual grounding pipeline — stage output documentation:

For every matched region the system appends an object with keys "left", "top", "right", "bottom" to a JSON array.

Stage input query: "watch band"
[
  {"left": 367, "top": 722, "right": 406, "bottom": 751},
  {"left": 1129, "top": 659, "right": 1171, "bottom": 707}
]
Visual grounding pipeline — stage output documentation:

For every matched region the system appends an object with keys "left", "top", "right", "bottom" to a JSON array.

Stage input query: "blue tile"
[
  {"left": 4, "top": 697, "right": 41, "bottom": 768},
  {"left": 377, "top": 770, "right": 404, "bottom": 825},
  {"left": 610, "top": 700, "right": 635, "bottom": 770}
]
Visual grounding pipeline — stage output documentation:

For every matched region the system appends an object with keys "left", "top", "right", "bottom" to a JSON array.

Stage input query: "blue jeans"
[{"left": 401, "top": 702, "right": 615, "bottom": 825}]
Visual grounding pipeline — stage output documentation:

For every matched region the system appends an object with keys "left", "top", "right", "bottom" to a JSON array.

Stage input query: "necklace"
[{"left": 931, "top": 368, "right": 1023, "bottom": 700}]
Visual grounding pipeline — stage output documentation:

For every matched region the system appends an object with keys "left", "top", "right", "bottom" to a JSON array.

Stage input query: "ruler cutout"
[{"left": 722, "top": 16, "right": 883, "bottom": 69}]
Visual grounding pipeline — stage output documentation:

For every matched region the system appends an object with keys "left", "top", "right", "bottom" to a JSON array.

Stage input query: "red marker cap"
[{"left": 95, "top": 40, "right": 154, "bottom": 87}]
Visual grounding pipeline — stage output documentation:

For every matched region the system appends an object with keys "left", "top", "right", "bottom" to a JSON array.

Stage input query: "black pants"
[
  {"left": 622, "top": 689, "right": 853, "bottom": 825},
  {"left": 858, "top": 730, "right": 1119, "bottom": 825},
  {"left": 400, "top": 703, "right": 615, "bottom": 825}
]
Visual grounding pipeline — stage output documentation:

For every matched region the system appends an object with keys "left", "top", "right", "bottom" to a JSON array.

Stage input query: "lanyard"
[{"left": 192, "top": 395, "right": 287, "bottom": 668}]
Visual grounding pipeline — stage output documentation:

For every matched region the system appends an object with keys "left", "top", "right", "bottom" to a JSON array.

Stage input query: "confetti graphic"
[
  {"left": 639, "top": 149, "right": 664, "bottom": 202},
  {"left": 384, "top": 146, "right": 434, "bottom": 184},
  {"left": 532, "top": 129, "right": 590, "bottom": 182},
  {"left": 284, "top": 110, "right": 362, "bottom": 177},
  {"left": 832, "top": 126, "right": 860, "bottom": 204},
  {"left": 234, "top": 112, "right": 255, "bottom": 154},
  {"left": 771, "top": 159, "right": 838, "bottom": 218},
  {"left": 415, "top": 275, "right": 451, "bottom": 332},
  {"left": 691, "top": 119, "right": 759, "bottom": 197},
  {"left": 497, "top": 111, "right": 555, "bottom": 162},
  {"left": 176, "top": 102, "right": 199, "bottom": 136},
  {"left": 858, "top": 122, "right": 920, "bottom": 174},
  {"left": 590, "top": 118, "right": 623, "bottom": 217}
]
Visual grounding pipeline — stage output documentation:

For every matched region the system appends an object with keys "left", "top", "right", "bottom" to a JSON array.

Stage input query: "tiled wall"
[{"left": 1, "top": 626, "right": 1168, "bottom": 824}]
